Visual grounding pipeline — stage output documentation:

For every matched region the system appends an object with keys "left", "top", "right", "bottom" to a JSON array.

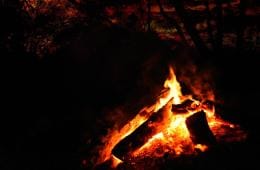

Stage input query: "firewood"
[
  {"left": 112, "top": 104, "right": 169, "bottom": 160},
  {"left": 185, "top": 111, "right": 216, "bottom": 145},
  {"left": 171, "top": 99, "right": 198, "bottom": 113}
]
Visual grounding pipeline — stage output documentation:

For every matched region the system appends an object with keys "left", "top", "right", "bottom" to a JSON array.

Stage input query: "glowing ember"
[
  {"left": 111, "top": 155, "right": 123, "bottom": 168},
  {"left": 194, "top": 144, "right": 208, "bottom": 152},
  {"left": 95, "top": 66, "right": 246, "bottom": 168}
]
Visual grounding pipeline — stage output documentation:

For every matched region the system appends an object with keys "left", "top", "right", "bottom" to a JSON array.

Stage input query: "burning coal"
[{"left": 89, "top": 65, "right": 246, "bottom": 169}]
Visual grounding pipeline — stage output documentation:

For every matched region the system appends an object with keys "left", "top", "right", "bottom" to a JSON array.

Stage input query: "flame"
[
  {"left": 194, "top": 144, "right": 208, "bottom": 152},
  {"left": 95, "top": 66, "right": 246, "bottom": 167},
  {"left": 111, "top": 155, "right": 123, "bottom": 168},
  {"left": 164, "top": 66, "right": 182, "bottom": 104}
]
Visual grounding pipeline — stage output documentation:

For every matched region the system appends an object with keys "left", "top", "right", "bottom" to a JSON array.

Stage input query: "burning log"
[
  {"left": 112, "top": 104, "right": 169, "bottom": 160},
  {"left": 185, "top": 111, "right": 216, "bottom": 145},
  {"left": 171, "top": 99, "right": 198, "bottom": 113}
]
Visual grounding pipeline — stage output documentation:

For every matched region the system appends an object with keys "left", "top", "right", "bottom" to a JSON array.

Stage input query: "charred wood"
[
  {"left": 112, "top": 105, "right": 168, "bottom": 160},
  {"left": 171, "top": 99, "right": 198, "bottom": 113},
  {"left": 185, "top": 111, "right": 216, "bottom": 145}
]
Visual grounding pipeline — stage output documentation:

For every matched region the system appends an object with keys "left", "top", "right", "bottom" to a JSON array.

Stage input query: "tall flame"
[{"left": 164, "top": 66, "right": 182, "bottom": 104}]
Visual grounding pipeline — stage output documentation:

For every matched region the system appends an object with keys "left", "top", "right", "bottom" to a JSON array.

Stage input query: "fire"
[
  {"left": 164, "top": 67, "right": 182, "bottom": 104},
  {"left": 94, "top": 65, "right": 246, "bottom": 168},
  {"left": 194, "top": 144, "right": 208, "bottom": 152},
  {"left": 111, "top": 155, "right": 123, "bottom": 168}
]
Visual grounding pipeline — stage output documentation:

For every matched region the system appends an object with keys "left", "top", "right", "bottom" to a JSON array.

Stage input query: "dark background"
[{"left": 1, "top": 1, "right": 260, "bottom": 170}]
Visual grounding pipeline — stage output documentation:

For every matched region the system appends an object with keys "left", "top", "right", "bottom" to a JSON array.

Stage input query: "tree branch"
[
  {"left": 204, "top": 0, "right": 216, "bottom": 50},
  {"left": 215, "top": 0, "right": 223, "bottom": 50},
  {"left": 236, "top": 0, "right": 246, "bottom": 51},
  {"left": 147, "top": 0, "right": 151, "bottom": 32},
  {"left": 170, "top": 0, "right": 210, "bottom": 56}
]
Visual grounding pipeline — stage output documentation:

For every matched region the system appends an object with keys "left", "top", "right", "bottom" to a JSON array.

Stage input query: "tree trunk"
[
  {"left": 215, "top": 0, "right": 223, "bottom": 50},
  {"left": 171, "top": 0, "right": 210, "bottom": 57},
  {"left": 147, "top": 0, "right": 151, "bottom": 32},
  {"left": 204, "top": 0, "right": 216, "bottom": 50},
  {"left": 156, "top": 0, "right": 187, "bottom": 44},
  {"left": 236, "top": 0, "right": 247, "bottom": 51}
]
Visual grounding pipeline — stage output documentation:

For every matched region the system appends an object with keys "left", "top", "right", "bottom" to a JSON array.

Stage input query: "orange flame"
[
  {"left": 164, "top": 66, "right": 182, "bottom": 104},
  {"left": 111, "top": 155, "right": 123, "bottom": 168},
  {"left": 95, "top": 66, "right": 246, "bottom": 167}
]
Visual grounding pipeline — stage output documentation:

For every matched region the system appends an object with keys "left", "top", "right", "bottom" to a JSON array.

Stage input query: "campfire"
[{"left": 90, "top": 65, "right": 246, "bottom": 169}]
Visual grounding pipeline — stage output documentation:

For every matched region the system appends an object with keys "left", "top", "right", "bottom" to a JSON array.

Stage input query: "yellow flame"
[
  {"left": 164, "top": 67, "right": 182, "bottom": 104},
  {"left": 194, "top": 144, "right": 208, "bottom": 152},
  {"left": 111, "top": 155, "right": 123, "bottom": 168}
]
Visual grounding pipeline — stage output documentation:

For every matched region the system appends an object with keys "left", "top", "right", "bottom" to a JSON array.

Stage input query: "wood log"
[
  {"left": 171, "top": 99, "right": 197, "bottom": 113},
  {"left": 185, "top": 111, "right": 216, "bottom": 145},
  {"left": 112, "top": 104, "right": 169, "bottom": 160}
]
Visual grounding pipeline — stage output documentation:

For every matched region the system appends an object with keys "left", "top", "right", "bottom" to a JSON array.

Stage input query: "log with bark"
[
  {"left": 185, "top": 110, "right": 216, "bottom": 145},
  {"left": 112, "top": 103, "right": 170, "bottom": 160}
]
